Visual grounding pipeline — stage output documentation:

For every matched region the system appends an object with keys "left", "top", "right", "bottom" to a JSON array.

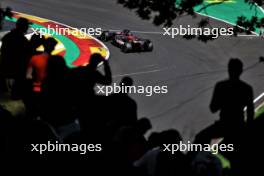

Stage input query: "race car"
[{"left": 99, "top": 29, "right": 153, "bottom": 53}]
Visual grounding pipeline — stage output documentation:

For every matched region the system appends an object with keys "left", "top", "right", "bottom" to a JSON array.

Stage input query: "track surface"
[{"left": 3, "top": 0, "right": 264, "bottom": 140}]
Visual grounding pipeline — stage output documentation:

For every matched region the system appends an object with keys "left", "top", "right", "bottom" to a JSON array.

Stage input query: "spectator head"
[
  {"left": 228, "top": 58, "right": 243, "bottom": 80},
  {"left": 30, "top": 34, "right": 45, "bottom": 50},
  {"left": 89, "top": 53, "right": 104, "bottom": 69},
  {"left": 160, "top": 129, "right": 182, "bottom": 146},
  {"left": 148, "top": 132, "right": 162, "bottom": 148},
  {"left": 16, "top": 17, "right": 30, "bottom": 34},
  {"left": 120, "top": 76, "right": 133, "bottom": 87},
  {"left": 136, "top": 117, "right": 152, "bottom": 135},
  {"left": 44, "top": 37, "right": 58, "bottom": 54},
  {"left": 47, "top": 55, "right": 67, "bottom": 80}
]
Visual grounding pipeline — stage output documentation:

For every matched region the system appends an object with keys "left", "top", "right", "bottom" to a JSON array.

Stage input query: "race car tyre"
[
  {"left": 122, "top": 42, "right": 132, "bottom": 53},
  {"left": 100, "top": 31, "right": 110, "bottom": 41},
  {"left": 144, "top": 40, "right": 153, "bottom": 51}
]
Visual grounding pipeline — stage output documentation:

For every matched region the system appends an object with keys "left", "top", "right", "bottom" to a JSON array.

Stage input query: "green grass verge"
[{"left": 255, "top": 104, "right": 264, "bottom": 119}]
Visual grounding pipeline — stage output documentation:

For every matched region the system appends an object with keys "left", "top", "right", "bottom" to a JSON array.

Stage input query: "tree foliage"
[{"left": 117, "top": 0, "right": 264, "bottom": 41}]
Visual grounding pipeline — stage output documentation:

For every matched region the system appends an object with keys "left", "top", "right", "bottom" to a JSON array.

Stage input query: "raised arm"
[{"left": 96, "top": 60, "right": 112, "bottom": 85}]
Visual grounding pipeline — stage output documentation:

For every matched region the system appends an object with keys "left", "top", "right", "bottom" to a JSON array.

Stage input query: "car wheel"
[
  {"left": 122, "top": 42, "right": 132, "bottom": 53},
  {"left": 100, "top": 31, "right": 110, "bottom": 41},
  {"left": 144, "top": 40, "right": 153, "bottom": 51}
]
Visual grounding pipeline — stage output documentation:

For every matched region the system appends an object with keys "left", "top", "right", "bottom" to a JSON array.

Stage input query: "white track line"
[
  {"left": 257, "top": 3, "right": 264, "bottom": 13},
  {"left": 108, "top": 29, "right": 163, "bottom": 34},
  {"left": 254, "top": 92, "right": 264, "bottom": 103},
  {"left": 237, "top": 34, "right": 258, "bottom": 37},
  {"left": 195, "top": 11, "right": 259, "bottom": 37},
  {"left": 244, "top": 92, "right": 264, "bottom": 112}
]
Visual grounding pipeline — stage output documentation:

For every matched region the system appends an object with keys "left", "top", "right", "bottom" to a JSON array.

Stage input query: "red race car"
[{"left": 99, "top": 29, "right": 153, "bottom": 53}]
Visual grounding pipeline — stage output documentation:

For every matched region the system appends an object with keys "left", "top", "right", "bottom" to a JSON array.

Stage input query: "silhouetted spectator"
[
  {"left": 114, "top": 77, "right": 137, "bottom": 124},
  {"left": 69, "top": 53, "right": 112, "bottom": 130},
  {"left": 22, "top": 34, "right": 45, "bottom": 115},
  {"left": 134, "top": 132, "right": 162, "bottom": 176},
  {"left": 190, "top": 151, "right": 222, "bottom": 176},
  {"left": 25, "top": 37, "right": 57, "bottom": 119},
  {"left": 42, "top": 55, "right": 73, "bottom": 127},
  {"left": 28, "top": 34, "right": 45, "bottom": 57},
  {"left": 0, "top": 17, "right": 30, "bottom": 99},
  {"left": 136, "top": 129, "right": 190, "bottom": 176},
  {"left": 26, "top": 37, "right": 58, "bottom": 93},
  {"left": 113, "top": 118, "right": 152, "bottom": 164},
  {"left": 70, "top": 53, "right": 112, "bottom": 99},
  {"left": 195, "top": 58, "right": 254, "bottom": 144},
  {"left": 210, "top": 58, "right": 254, "bottom": 126},
  {"left": 6, "top": 119, "right": 58, "bottom": 158},
  {"left": 106, "top": 77, "right": 138, "bottom": 135},
  {"left": 160, "top": 130, "right": 190, "bottom": 176}
]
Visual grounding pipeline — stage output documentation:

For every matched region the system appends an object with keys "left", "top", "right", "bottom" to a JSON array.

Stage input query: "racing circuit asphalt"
[{"left": 3, "top": 0, "right": 264, "bottom": 140}]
